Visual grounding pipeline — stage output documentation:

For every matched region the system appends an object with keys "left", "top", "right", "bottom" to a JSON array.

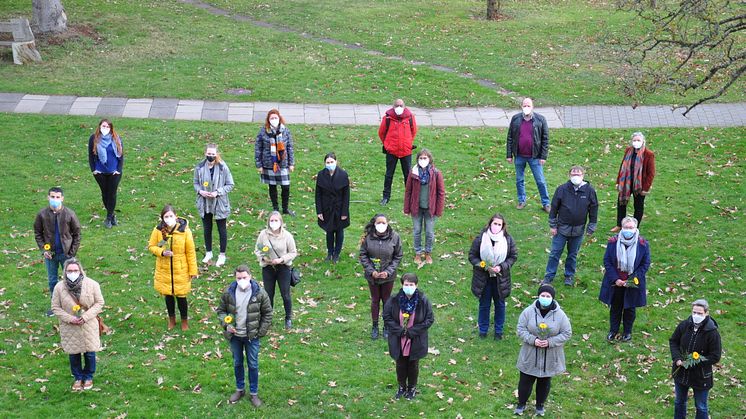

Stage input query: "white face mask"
[
  {"left": 237, "top": 279, "right": 251, "bottom": 291},
  {"left": 269, "top": 118, "right": 280, "bottom": 128},
  {"left": 418, "top": 158, "right": 429, "bottom": 168},
  {"left": 522, "top": 106, "right": 532, "bottom": 116},
  {"left": 375, "top": 223, "right": 388, "bottom": 234},
  {"left": 163, "top": 216, "right": 177, "bottom": 227},
  {"left": 570, "top": 175, "right": 583, "bottom": 186},
  {"left": 632, "top": 140, "right": 643, "bottom": 149},
  {"left": 394, "top": 106, "right": 404, "bottom": 116},
  {"left": 66, "top": 272, "right": 80, "bottom": 282},
  {"left": 100, "top": 127, "right": 110, "bottom": 136},
  {"left": 269, "top": 221, "right": 281, "bottom": 231},
  {"left": 691, "top": 313, "right": 706, "bottom": 324}
]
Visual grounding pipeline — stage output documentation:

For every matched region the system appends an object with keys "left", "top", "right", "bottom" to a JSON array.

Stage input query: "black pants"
[
  {"left": 396, "top": 356, "right": 420, "bottom": 388},
  {"left": 326, "top": 229, "right": 345, "bottom": 256},
  {"left": 262, "top": 265, "right": 292, "bottom": 320},
  {"left": 617, "top": 194, "right": 646, "bottom": 227},
  {"left": 202, "top": 213, "right": 227, "bottom": 253},
  {"left": 268, "top": 184, "right": 291, "bottom": 211},
  {"left": 165, "top": 295, "right": 188, "bottom": 319},
  {"left": 609, "top": 286, "right": 636, "bottom": 334},
  {"left": 517, "top": 372, "right": 551, "bottom": 408},
  {"left": 382, "top": 153, "right": 411, "bottom": 200},
  {"left": 93, "top": 173, "right": 122, "bottom": 218}
]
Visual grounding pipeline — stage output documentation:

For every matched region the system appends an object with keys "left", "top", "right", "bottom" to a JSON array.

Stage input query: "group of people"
[{"left": 32, "top": 98, "right": 721, "bottom": 417}]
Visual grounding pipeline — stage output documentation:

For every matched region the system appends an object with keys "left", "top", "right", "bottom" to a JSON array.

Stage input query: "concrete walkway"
[{"left": 1, "top": 92, "right": 745, "bottom": 128}]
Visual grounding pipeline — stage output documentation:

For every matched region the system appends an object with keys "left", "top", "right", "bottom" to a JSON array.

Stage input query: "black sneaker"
[
  {"left": 478, "top": 332, "right": 487, "bottom": 339},
  {"left": 285, "top": 319, "right": 292, "bottom": 330},
  {"left": 111, "top": 215, "right": 118, "bottom": 226},
  {"left": 103, "top": 217, "right": 113, "bottom": 229},
  {"left": 394, "top": 385, "right": 406, "bottom": 399},
  {"left": 331, "top": 253, "right": 340, "bottom": 264},
  {"left": 46, "top": 309, "right": 54, "bottom": 317},
  {"left": 564, "top": 277, "right": 574, "bottom": 286},
  {"left": 380, "top": 197, "right": 389, "bottom": 206},
  {"left": 405, "top": 386, "right": 416, "bottom": 400},
  {"left": 282, "top": 209, "right": 296, "bottom": 217},
  {"left": 371, "top": 325, "right": 379, "bottom": 340},
  {"left": 607, "top": 332, "right": 617, "bottom": 342},
  {"left": 495, "top": 333, "right": 503, "bottom": 341},
  {"left": 324, "top": 253, "right": 332, "bottom": 262},
  {"left": 621, "top": 333, "right": 632, "bottom": 342}
]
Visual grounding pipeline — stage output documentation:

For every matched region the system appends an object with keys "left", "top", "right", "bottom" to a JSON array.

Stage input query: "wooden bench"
[{"left": 0, "top": 18, "right": 42, "bottom": 64}]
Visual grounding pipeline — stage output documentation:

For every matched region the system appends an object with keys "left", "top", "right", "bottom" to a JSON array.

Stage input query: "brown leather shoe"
[
  {"left": 610, "top": 226, "right": 621, "bottom": 233},
  {"left": 424, "top": 253, "right": 433, "bottom": 264},
  {"left": 83, "top": 380, "right": 93, "bottom": 390},
  {"left": 250, "top": 394, "right": 263, "bottom": 407},
  {"left": 517, "top": 202, "right": 527, "bottom": 209},
  {"left": 228, "top": 389, "right": 245, "bottom": 404},
  {"left": 181, "top": 319, "right": 189, "bottom": 331},
  {"left": 167, "top": 316, "right": 176, "bottom": 330},
  {"left": 542, "top": 205, "right": 551, "bottom": 213},
  {"left": 413, "top": 254, "right": 422, "bottom": 264},
  {"left": 71, "top": 380, "right": 83, "bottom": 392}
]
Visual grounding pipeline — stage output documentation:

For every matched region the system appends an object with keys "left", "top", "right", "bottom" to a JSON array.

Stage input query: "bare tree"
[
  {"left": 32, "top": 0, "right": 67, "bottom": 33},
  {"left": 487, "top": 0, "right": 502, "bottom": 20},
  {"left": 617, "top": 0, "right": 744, "bottom": 115}
]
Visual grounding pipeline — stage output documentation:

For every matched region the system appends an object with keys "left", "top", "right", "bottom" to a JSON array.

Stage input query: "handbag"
[{"left": 266, "top": 235, "right": 301, "bottom": 287}]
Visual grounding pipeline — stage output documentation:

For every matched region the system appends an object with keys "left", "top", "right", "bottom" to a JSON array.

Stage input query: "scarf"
[
  {"left": 96, "top": 133, "right": 121, "bottom": 165},
  {"left": 618, "top": 146, "right": 644, "bottom": 204},
  {"left": 616, "top": 231, "right": 639, "bottom": 274},
  {"left": 416, "top": 165, "right": 431, "bottom": 185},
  {"left": 268, "top": 127, "right": 286, "bottom": 172},
  {"left": 479, "top": 230, "right": 508, "bottom": 276},
  {"left": 398, "top": 289, "right": 420, "bottom": 315},
  {"left": 65, "top": 276, "right": 83, "bottom": 301}
]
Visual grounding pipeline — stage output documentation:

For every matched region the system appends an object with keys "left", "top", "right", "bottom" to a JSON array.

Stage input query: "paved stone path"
[{"left": 2, "top": 92, "right": 745, "bottom": 128}]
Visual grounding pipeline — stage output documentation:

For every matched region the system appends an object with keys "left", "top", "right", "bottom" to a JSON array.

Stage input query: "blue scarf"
[
  {"left": 418, "top": 165, "right": 431, "bottom": 185},
  {"left": 96, "top": 133, "right": 120, "bottom": 165},
  {"left": 398, "top": 289, "right": 420, "bottom": 314}
]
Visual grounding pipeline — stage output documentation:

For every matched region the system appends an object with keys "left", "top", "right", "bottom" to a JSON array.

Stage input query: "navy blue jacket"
[
  {"left": 599, "top": 236, "right": 650, "bottom": 309},
  {"left": 548, "top": 181, "right": 598, "bottom": 236}
]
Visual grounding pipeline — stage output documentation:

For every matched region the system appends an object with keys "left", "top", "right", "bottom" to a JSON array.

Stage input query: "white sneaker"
[
  {"left": 202, "top": 251, "right": 213, "bottom": 264},
  {"left": 216, "top": 254, "right": 226, "bottom": 267}
]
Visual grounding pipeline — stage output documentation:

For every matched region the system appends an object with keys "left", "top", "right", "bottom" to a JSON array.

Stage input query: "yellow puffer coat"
[{"left": 148, "top": 219, "right": 197, "bottom": 297}]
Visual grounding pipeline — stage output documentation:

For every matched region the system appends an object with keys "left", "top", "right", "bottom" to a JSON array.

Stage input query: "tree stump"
[{"left": 12, "top": 41, "right": 42, "bottom": 64}]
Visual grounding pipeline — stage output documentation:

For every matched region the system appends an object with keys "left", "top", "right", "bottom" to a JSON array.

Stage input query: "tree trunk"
[
  {"left": 487, "top": 0, "right": 501, "bottom": 20},
  {"left": 32, "top": 0, "right": 67, "bottom": 33}
]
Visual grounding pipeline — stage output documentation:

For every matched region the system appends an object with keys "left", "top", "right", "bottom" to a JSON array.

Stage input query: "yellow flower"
[
  {"left": 539, "top": 323, "right": 548, "bottom": 330},
  {"left": 203, "top": 181, "right": 209, "bottom": 187},
  {"left": 72, "top": 305, "right": 81, "bottom": 313},
  {"left": 633, "top": 277, "right": 639, "bottom": 285},
  {"left": 224, "top": 315, "right": 233, "bottom": 324},
  {"left": 262, "top": 246, "right": 269, "bottom": 252},
  {"left": 403, "top": 313, "right": 410, "bottom": 319},
  {"left": 43, "top": 243, "right": 51, "bottom": 251},
  {"left": 479, "top": 261, "right": 486, "bottom": 268},
  {"left": 692, "top": 352, "right": 700, "bottom": 360}
]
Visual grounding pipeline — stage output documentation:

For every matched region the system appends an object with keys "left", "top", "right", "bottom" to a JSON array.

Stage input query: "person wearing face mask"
[
  {"left": 315, "top": 152, "right": 350, "bottom": 263},
  {"left": 194, "top": 143, "right": 235, "bottom": 267},
  {"left": 599, "top": 216, "right": 650, "bottom": 342},
  {"left": 148, "top": 205, "right": 198, "bottom": 331},
  {"left": 514, "top": 284, "right": 572, "bottom": 416},
  {"left": 404, "top": 148, "right": 445, "bottom": 265},
  {"left": 34, "top": 186, "right": 82, "bottom": 316},
  {"left": 544, "top": 165, "right": 598, "bottom": 287},
  {"left": 255, "top": 109, "right": 296, "bottom": 216},
  {"left": 359, "top": 214, "right": 403, "bottom": 339},
  {"left": 88, "top": 119, "right": 124, "bottom": 228},
  {"left": 51, "top": 258, "right": 104, "bottom": 391},
  {"left": 378, "top": 98, "right": 418, "bottom": 206},
  {"left": 506, "top": 97, "right": 551, "bottom": 212},
  {"left": 469, "top": 214, "right": 518, "bottom": 340},
  {"left": 611, "top": 132, "right": 656, "bottom": 232},
  {"left": 254, "top": 211, "right": 297, "bottom": 330},
  {"left": 383, "top": 273, "right": 434, "bottom": 400},
  {"left": 217, "top": 265, "right": 273, "bottom": 407},
  {"left": 669, "top": 299, "right": 721, "bottom": 419}
]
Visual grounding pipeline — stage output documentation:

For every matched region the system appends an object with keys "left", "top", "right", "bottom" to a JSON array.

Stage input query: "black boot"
[
  {"left": 383, "top": 325, "right": 389, "bottom": 339},
  {"left": 281, "top": 186, "right": 295, "bottom": 216},
  {"left": 371, "top": 322, "right": 379, "bottom": 340},
  {"left": 269, "top": 186, "right": 279, "bottom": 211},
  {"left": 103, "top": 214, "right": 113, "bottom": 229},
  {"left": 331, "top": 252, "right": 340, "bottom": 264},
  {"left": 325, "top": 252, "right": 333, "bottom": 262}
]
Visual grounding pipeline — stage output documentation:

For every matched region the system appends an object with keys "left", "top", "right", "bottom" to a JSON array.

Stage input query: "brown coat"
[
  {"left": 51, "top": 277, "right": 104, "bottom": 354},
  {"left": 34, "top": 206, "right": 81, "bottom": 257}
]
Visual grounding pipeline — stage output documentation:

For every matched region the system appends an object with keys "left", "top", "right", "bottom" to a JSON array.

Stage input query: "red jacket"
[
  {"left": 378, "top": 108, "right": 417, "bottom": 158},
  {"left": 616, "top": 147, "right": 656, "bottom": 193},
  {"left": 404, "top": 165, "right": 445, "bottom": 217}
]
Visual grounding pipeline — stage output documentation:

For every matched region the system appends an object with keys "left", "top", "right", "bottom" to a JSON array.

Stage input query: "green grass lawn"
[
  {"left": 1, "top": 0, "right": 744, "bottom": 108},
  {"left": 0, "top": 113, "right": 743, "bottom": 417}
]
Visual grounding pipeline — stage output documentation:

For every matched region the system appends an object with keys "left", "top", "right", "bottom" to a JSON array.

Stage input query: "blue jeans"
[
  {"left": 230, "top": 336, "right": 260, "bottom": 394},
  {"left": 674, "top": 382, "right": 709, "bottom": 419},
  {"left": 69, "top": 352, "right": 96, "bottom": 381},
  {"left": 45, "top": 253, "right": 70, "bottom": 297},
  {"left": 544, "top": 233, "right": 583, "bottom": 282},
  {"left": 514, "top": 156, "right": 550, "bottom": 206},
  {"left": 477, "top": 279, "right": 505, "bottom": 335},
  {"left": 412, "top": 210, "right": 436, "bottom": 254}
]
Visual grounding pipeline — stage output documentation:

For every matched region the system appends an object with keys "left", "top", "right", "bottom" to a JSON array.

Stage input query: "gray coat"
[
  {"left": 516, "top": 301, "right": 572, "bottom": 377},
  {"left": 193, "top": 160, "right": 234, "bottom": 219}
]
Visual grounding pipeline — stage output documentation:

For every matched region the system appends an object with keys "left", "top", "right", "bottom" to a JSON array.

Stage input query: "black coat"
[
  {"left": 383, "top": 290, "right": 434, "bottom": 361},
  {"left": 469, "top": 230, "right": 518, "bottom": 300},
  {"left": 669, "top": 316, "right": 722, "bottom": 390},
  {"left": 315, "top": 168, "right": 350, "bottom": 232}
]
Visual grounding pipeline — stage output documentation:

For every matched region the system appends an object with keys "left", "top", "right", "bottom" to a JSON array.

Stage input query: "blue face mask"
[
  {"left": 402, "top": 285, "right": 416, "bottom": 296},
  {"left": 325, "top": 163, "right": 336, "bottom": 171},
  {"left": 538, "top": 296, "right": 552, "bottom": 307},
  {"left": 621, "top": 229, "right": 635, "bottom": 239},
  {"left": 49, "top": 198, "right": 62, "bottom": 209}
]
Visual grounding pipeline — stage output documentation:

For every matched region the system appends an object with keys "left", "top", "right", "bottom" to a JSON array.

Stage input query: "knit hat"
[{"left": 538, "top": 284, "right": 556, "bottom": 299}]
